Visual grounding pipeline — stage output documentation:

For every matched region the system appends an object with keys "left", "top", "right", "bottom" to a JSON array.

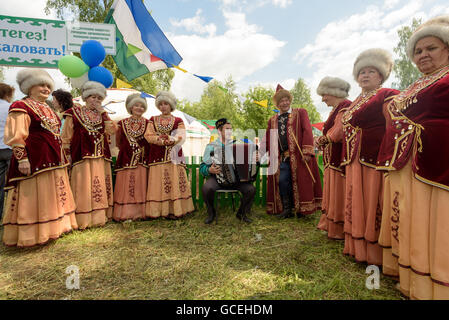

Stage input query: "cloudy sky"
[{"left": 1, "top": 0, "right": 449, "bottom": 120}]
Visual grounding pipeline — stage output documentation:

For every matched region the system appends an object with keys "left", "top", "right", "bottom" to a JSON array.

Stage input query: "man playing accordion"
[{"left": 200, "top": 118, "right": 256, "bottom": 225}]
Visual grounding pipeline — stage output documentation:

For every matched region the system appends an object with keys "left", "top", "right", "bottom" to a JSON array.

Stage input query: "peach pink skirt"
[
  {"left": 379, "top": 160, "right": 449, "bottom": 299},
  {"left": 113, "top": 165, "right": 148, "bottom": 221}
]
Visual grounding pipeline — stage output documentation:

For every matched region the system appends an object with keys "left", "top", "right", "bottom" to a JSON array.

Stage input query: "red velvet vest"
[
  {"left": 115, "top": 117, "right": 150, "bottom": 171},
  {"left": 64, "top": 104, "right": 112, "bottom": 165},
  {"left": 6, "top": 99, "right": 68, "bottom": 188},
  {"left": 377, "top": 66, "right": 449, "bottom": 190},
  {"left": 342, "top": 88, "right": 399, "bottom": 168},
  {"left": 323, "top": 99, "right": 352, "bottom": 172},
  {"left": 148, "top": 116, "right": 185, "bottom": 165}
]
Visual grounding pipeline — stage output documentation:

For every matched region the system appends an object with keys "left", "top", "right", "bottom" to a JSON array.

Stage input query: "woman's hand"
[{"left": 18, "top": 160, "right": 31, "bottom": 176}]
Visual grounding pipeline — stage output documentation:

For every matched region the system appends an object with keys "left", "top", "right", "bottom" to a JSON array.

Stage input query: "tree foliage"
[
  {"left": 392, "top": 18, "right": 422, "bottom": 90},
  {"left": 45, "top": 0, "right": 174, "bottom": 94},
  {"left": 290, "top": 78, "right": 322, "bottom": 124},
  {"left": 237, "top": 86, "right": 276, "bottom": 131},
  {"left": 178, "top": 77, "right": 242, "bottom": 125}
]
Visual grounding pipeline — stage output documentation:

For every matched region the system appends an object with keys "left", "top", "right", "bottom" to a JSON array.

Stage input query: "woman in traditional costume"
[
  {"left": 62, "top": 81, "right": 117, "bottom": 229},
  {"left": 341, "top": 49, "right": 399, "bottom": 265},
  {"left": 2, "top": 69, "right": 77, "bottom": 247},
  {"left": 144, "top": 91, "right": 194, "bottom": 219},
  {"left": 377, "top": 16, "right": 449, "bottom": 299},
  {"left": 113, "top": 93, "right": 150, "bottom": 221},
  {"left": 316, "top": 77, "right": 352, "bottom": 240}
]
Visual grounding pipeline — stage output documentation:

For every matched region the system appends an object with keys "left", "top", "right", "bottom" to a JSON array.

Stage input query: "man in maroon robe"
[{"left": 261, "top": 85, "right": 322, "bottom": 218}]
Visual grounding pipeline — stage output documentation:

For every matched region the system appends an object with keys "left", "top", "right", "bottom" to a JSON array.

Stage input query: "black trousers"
[
  {"left": 202, "top": 176, "right": 256, "bottom": 215},
  {"left": 0, "top": 148, "right": 12, "bottom": 219}
]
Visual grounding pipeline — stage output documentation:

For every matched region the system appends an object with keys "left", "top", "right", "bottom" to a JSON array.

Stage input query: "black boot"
[
  {"left": 236, "top": 208, "right": 252, "bottom": 223},
  {"left": 278, "top": 195, "right": 293, "bottom": 219},
  {"left": 204, "top": 207, "right": 216, "bottom": 224}
]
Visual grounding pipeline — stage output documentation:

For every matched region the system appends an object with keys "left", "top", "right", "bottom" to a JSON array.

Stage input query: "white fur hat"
[
  {"left": 407, "top": 15, "right": 449, "bottom": 59},
  {"left": 81, "top": 81, "right": 107, "bottom": 101},
  {"left": 316, "top": 77, "right": 351, "bottom": 98},
  {"left": 353, "top": 48, "right": 394, "bottom": 84},
  {"left": 125, "top": 93, "right": 148, "bottom": 114},
  {"left": 16, "top": 68, "right": 55, "bottom": 95},
  {"left": 155, "top": 91, "right": 176, "bottom": 111}
]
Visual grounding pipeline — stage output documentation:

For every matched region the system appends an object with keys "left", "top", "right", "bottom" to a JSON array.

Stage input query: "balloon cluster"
[{"left": 57, "top": 40, "right": 114, "bottom": 89}]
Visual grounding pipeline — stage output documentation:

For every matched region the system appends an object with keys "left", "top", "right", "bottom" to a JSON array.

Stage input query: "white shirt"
[{"left": 0, "top": 99, "right": 11, "bottom": 149}]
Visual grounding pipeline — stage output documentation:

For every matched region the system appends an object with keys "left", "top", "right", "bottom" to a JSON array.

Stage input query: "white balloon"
[{"left": 70, "top": 73, "right": 89, "bottom": 89}]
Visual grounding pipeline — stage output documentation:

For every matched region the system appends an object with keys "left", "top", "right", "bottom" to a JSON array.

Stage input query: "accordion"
[{"left": 210, "top": 143, "right": 260, "bottom": 188}]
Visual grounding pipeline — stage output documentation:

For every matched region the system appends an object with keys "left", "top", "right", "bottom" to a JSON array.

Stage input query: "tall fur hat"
[
  {"left": 125, "top": 93, "right": 148, "bottom": 114},
  {"left": 407, "top": 15, "right": 449, "bottom": 59},
  {"left": 16, "top": 68, "right": 55, "bottom": 95},
  {"left": 316, "top": 77, "right": 351, "bottom": 98},
  {"left": 353, "top": 48, "right": 394, "bottom": 83},
  {"left": 155, "top": 91, "right": 177, "bottom": 111},
  {"left": 81, "top": 81, "right": 107, "bottom": 101},
  {"left": 272, "top": 84, "right": 293, "bottom": 106}
]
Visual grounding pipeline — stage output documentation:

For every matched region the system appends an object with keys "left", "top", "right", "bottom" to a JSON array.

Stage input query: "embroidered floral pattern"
[
  {"left": 393, "top": 65, "right": 449, "bottom": 112},
  {"left": 105, "top": 174, "right": 112, "bottom": 201},
  {"left": 375, "top": 202, "right": 382, "bottom": 231},
  {"left": 13, "top": 146, "right": 27, "bottom": 161},
  {"left": 391, "top": 191, "right": 400, "bottom": 242},
  {"left": 155, "top": 116, "right": 175, "bottom": 135},
  {"left": 163, "top": 168, "right": 172, "bottom": 194},
  {"left": 24, "top": 98, "right": 61, "bottom": 135},
  {"left": 93, "top": 176, "right": 102, "bottom": 203},
  {"left": 129, "top": 172, "right": 136, "bottom": 199},
  {"left": 345, "top": 185, "right": 353, "bottom": 224},
  {"left": 73, "top": 104, "right": 103, "bottom": 132},
  {"left": 124, "top": 117, "right": 146, "bottom": 142},
  {"left": 56, "top": 176, "right": 67, "bottom": 207},
  {"left": 178, "top": 167, "right": 187, "bottom": 193}
]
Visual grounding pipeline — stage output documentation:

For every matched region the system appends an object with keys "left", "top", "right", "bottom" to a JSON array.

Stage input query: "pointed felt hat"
[{"left": 272, "top": 84, "right": 293, "bottom": 106}]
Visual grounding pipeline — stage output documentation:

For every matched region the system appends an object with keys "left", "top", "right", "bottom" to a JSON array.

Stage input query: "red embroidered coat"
[
  {"left": 6, "top": 99, "right": 68, "bottom": 189},
  {"left": 146, "top": 116, "right": 185, "bottom": 165},
  {"left": 63, "top": 104, "right": 112, "bottom": 165},
  {"left": 323, "top": 99, "right": 352, "bottom": 172},
  {"left": 115, "top": 117, "right": 150, "bottom": 171},
  {"left": 262, "top": 108, "right": 322, "bottom": 215},
  {"left": 377, "top": 66, "right": 449, "bottom": 191},
  {"left": 342, "top": 88, "right": 399, "bottom": 168}
]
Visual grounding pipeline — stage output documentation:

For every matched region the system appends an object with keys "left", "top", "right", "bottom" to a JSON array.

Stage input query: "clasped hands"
[{"left": 159, "top": 134, "right": 177, "bottom": 146}]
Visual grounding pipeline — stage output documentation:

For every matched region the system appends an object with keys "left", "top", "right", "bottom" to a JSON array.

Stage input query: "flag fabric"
[
  {"left": 194, "top": 74, "right": 214, "bottom": 83},
  {"left": 254, "top": 99, "right": 268, "bottom": 108},
  {"left": 116, "top": 78, "right": 133, "bottom": 89},
  {"left": 105, "top": 0, "right": 182, "bottom": 81},
  {"left": 141, "top": 92, "right": 155, "bottom": 99}
]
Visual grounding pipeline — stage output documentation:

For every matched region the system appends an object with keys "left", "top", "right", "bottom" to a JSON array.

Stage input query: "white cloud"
[
  {"left": 293, "top": 0, "right": 430, "bottom": 120},
  {"left": 169, "top": 9, "right": 285, "bottom": 102},
  {"left": 0, "top": 0, "right": 57, "bottom": 19},
  {"left": 170, "top": 9, "right": 217, "bottom": 37},
  {"left": 272, "top": 0, "right": 293, "bottom": 8}
]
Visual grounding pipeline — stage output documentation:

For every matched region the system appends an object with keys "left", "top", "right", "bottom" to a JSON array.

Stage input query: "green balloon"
[{"left": 58, "top": 55, "right": 89, "bottom": 78}]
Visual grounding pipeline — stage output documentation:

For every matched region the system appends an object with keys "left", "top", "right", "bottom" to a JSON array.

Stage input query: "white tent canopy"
[{"left": 74, "top": 88, "right": 210, "bottom": 158}]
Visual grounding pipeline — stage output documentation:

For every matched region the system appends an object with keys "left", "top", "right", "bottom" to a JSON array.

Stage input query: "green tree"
[
  {"left": 236, "top": 86, "right": 276, "bottom": 131},
  {"left": 290, "top": 78, "right": 322, "bottom": 123},
  {"left": 45, "top": 0, "right": 174, "bottom": 94},
  {"left": 178, "top": 77, "right": 242, "bottom": 125},
  {"left": 392, "top": 18, "right": 422, "bottom": 90}
]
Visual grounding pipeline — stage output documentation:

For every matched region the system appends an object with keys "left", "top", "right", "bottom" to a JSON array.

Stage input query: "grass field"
[{"left": 0, "top": 207, "right": 404, "bottom": 300}]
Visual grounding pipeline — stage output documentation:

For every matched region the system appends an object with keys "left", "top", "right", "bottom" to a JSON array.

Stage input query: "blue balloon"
[
  {"left": 80, "top": 40, "right": 106, "bottom": 68},
  {"left": 88, "top": 66, "right": 113, "bottom": 88}
]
